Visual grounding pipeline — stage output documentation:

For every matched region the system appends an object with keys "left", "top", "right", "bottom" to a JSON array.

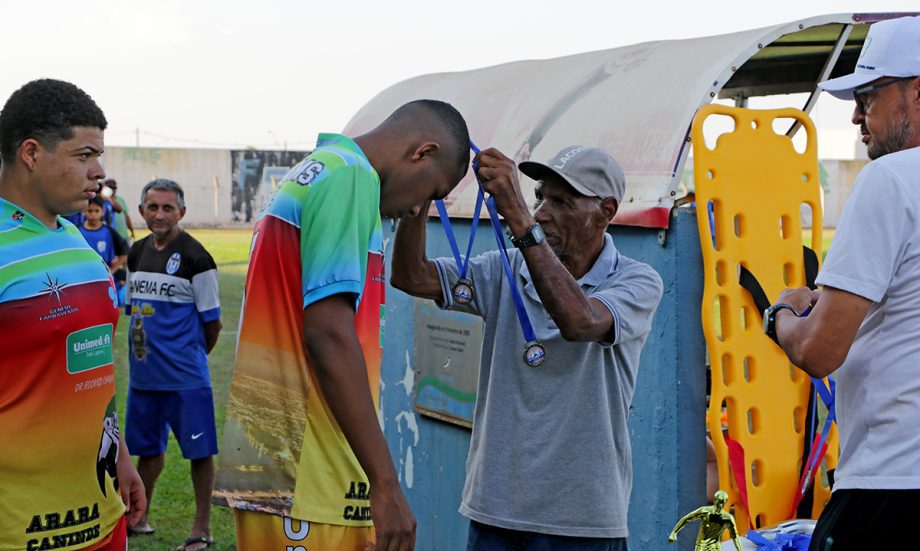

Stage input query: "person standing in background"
[
  {"left": 101, "top": 177, "right": 135, "bottom": 243},
  {"left": 78, "top": 195, "right": 128, "bottom": 298},
  {"left": 125, "top": 178, "right": 222, "bottom": 551}
]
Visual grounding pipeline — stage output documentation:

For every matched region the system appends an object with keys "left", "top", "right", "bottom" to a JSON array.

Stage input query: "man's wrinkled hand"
[{"left": 473, "top": 148, "right": 533, "bottom": 231}]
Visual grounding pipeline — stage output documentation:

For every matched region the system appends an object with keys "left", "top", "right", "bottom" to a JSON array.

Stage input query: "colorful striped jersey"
[
  {"left": 0, "top": 199, "right": 124, "bottom": 550},
  {"left": 215, "top": 134, "right": 384, "bottom": 526}
]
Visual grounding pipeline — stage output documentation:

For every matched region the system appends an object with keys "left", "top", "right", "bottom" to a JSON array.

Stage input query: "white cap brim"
[{"left": 818, "top": 71, "right": 881, "bottom": 100}]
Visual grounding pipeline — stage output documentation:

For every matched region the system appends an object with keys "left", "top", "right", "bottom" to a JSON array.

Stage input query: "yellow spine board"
[{"left": 691, "top": 105, "right": 838, "bottom": 532}]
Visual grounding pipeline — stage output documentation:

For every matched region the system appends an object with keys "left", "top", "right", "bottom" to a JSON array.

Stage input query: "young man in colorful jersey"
[
  {"left": 125, "top": 178, "right": 222, "bottom": 551},
  {"left": 215, "top": 100, "right": 470, "bottom": 551},
  {"left": 0, "top": 79, "right": 145, "bottom": 550},
  {"left": 78, "top": 196, "right": 128, "bottom": 298}
]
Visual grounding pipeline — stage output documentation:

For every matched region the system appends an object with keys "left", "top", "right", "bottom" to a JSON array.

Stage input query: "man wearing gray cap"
[
  {"left": 765, "top": 15, "right": 920, "bottom": 550},
  {"left": 392, "top": 145, "right": 662, "bottom": 549}
]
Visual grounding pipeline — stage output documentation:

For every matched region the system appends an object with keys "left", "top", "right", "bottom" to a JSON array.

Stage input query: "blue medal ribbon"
[
  {"left": 804, "top": 375, "right": 836, "bottom": 473},
  {"left": 434, "top": 139, "right": 544, "bottom": 365},
  {"left": 434, "top": 188, "right": 483, "bottom": 281},
  {"left": 482, "top": 191, "right": 538, "bottom": 344},
  {"left": 787, "top": 308, "right": 836, "bottom": 514},
  {"left": 746, "top": 530, "right": 811, "bottom": 550},
  {"left": 434, "top": 142, "right": 485, "bottom": 307},
  {"left": 470, "top": 141, "right": 544, "bottom": 366}
]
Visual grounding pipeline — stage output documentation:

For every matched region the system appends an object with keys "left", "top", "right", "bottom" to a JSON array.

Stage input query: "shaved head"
[
  {"left": 355, "top": 99, "right": 471, "bottom": 219},
  {"left": 380, "top": 99, "right": 470, "bottom": 171}
]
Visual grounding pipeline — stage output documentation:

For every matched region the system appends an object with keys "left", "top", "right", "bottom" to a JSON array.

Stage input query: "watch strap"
[
  {"left": 510, "top": 223, "right": 543, "bottom": 249},
  {"left": 763, "top": 303, "right": 799, "bottom": 344}
]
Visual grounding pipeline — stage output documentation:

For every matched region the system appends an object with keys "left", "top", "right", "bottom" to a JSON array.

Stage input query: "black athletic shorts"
[{"left": 809, "top": 488, "right": 920, "bottom": 550}]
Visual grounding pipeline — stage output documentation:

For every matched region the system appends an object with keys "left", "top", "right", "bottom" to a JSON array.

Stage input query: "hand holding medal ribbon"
[{"left": 433, "top": 140, "right": 545, "bottom": 367}]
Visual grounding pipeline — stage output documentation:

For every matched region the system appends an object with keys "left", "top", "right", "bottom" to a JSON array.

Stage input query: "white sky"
[{"left": 1, "top": 1, "right": 917, "bottom": 157}]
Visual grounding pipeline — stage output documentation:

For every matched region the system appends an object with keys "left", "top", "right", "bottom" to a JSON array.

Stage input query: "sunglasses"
[{"left": 853, "top": 76, "right": 916, "bottom": 114}]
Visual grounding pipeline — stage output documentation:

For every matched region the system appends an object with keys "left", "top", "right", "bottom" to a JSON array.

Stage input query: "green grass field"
[{"left": 115, "top": 229, "right": 250, "bottom": 551}]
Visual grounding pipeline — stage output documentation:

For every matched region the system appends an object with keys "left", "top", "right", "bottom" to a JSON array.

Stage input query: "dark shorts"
[
  {"left": 467, "top": 520, "right": 628, "bottom": 551},
  {"left": 126, "top": 387, "right": 218, "bottom": 460},
  {"left": 809, "top": 488, "right": 920, "bottom": 550}
]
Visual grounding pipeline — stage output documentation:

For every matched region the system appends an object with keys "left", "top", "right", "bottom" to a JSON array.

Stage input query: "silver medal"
[
  {"left": 523, "top": 341, "right": 546, "bottom": 367},
  {"left": 453, "top": 278, "right": 474, "bottom": 305}
]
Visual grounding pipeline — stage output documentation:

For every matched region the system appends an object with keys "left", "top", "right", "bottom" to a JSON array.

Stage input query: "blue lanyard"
[
  {"left": 434, "top": 140, "right": 542, "bottom": 365},
  {"left": 483, "top": 194, "right": 538, "bottom": 343},
  {"left": 467, "top": 140, "right": 538, "bottom": 344},
  {"left": 799, "top": 308, "right": 835, "bottom": 468},
  {"left": 807, "top": 375, "right": 836, "bottom": 471},
  {"left": 746, "top": 530, "right": 810, "bottom": 551},
  {"left": 434, "top": 187, "right": 483, "bottom": 280},
  {"left": 793, "top": 374, "right": 835, "bottom": 506}
]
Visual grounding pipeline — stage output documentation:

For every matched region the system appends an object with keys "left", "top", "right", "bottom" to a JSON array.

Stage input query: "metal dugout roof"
[{"left": 343, "top": 12, "right": 916, "bottom": 228}]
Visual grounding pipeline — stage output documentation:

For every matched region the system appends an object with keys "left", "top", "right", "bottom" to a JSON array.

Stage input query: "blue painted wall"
[{"left": 379, "top": 209, "right": 707, "bottom": 550}]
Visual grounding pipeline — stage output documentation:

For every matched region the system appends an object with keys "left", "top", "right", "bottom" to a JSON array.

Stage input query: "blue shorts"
[{"left": 126, "top": 387, "right": 218, "bottom": 460}]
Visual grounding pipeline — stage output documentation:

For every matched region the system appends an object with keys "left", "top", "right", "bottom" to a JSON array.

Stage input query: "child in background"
[{"left": 78, "top": 195, "right": 128, "bottom": 303}]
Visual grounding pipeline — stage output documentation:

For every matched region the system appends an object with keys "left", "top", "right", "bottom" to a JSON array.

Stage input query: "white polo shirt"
[{"left": 816, "top": 146, "right": 920, "bottom": 490}]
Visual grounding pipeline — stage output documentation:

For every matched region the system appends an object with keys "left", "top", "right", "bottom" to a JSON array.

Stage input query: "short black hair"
[
  {"left": 387, "top": 99, "right": 470, "bottom": 169},
  {"left": 0, "top": 79, "right": 107, "bottom": 164},
  {"left": 87, "top": 195, "right": 106, "bottom": 209}
]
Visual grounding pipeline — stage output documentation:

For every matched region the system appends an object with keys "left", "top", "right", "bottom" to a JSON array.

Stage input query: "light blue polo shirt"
[{"left": 434, "top": 233, "right": 663, "bottom": 538}]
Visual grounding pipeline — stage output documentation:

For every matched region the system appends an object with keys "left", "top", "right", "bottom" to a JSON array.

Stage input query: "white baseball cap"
[{"left": 819, "top": 15, "right": 920, "bottom": 100}]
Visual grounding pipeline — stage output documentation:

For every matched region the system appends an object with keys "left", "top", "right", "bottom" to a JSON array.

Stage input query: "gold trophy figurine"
[{"left": 668, "top": 490, "right": 744, "bottom": 551}]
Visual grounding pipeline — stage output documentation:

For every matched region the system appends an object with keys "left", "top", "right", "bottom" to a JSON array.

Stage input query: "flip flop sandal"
[
  {"left": 177, "top": 536, "right": 213, "bottom": 551},
  {"left": 127, "top": 523, "right": 155, "bottom": 535}
]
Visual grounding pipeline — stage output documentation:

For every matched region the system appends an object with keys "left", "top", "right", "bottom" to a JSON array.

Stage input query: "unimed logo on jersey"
[{"left": 66, "top": 324, "right": 114, "bottom": 373}]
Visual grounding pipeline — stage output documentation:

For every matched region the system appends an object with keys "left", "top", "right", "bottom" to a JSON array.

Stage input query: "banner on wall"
[{"left": 230, "top": 149, "right": 310, "bottom": 222}]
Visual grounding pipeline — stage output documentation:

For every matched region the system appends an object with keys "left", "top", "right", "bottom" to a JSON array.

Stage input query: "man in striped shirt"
[{"left": 0, "top": 79, "right": 145, "bottom": 551}]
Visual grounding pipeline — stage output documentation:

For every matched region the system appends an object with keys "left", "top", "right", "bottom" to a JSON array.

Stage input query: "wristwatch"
[
  {"left": 510, "top": 223, "right": 545, "bottom": 249},
  {"left": 763, "top": 303, "right": 799, "bottom": 345}
]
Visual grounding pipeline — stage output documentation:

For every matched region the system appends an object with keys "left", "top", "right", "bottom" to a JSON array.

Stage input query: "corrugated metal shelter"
[
  {"left": 345, "top": 13, "right": 916, "bottom": 551},
  {"left": 345, "top": 12, "right": 912, "bottom": 227}
]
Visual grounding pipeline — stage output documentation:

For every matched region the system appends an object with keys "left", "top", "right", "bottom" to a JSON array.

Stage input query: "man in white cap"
[
  {"left": 764, "top": 15, "right": 920, "bottom": 550},
  {"left": 392, "top": 146, "right": 662, "bottom": 549}
]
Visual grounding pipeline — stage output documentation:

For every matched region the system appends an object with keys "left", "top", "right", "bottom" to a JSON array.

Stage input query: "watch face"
[
  {"left": 763, "top": 308, "right": 771, "bottom": 334},
  {"left": 513, "top": 223, "right": 544, "bottom": 248},
  {"left": 532, "top": 223, "right": 545, "bottom": 243}
]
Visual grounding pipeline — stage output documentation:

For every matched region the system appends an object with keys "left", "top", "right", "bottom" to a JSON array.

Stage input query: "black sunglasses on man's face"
[{"left": 853, "top": 76, "right": 916, "bottom": 114}]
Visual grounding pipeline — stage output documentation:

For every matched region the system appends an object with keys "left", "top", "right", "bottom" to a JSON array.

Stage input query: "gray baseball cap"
[{"left": 519, "top": 145, "right": 626, "bottom": 202}]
